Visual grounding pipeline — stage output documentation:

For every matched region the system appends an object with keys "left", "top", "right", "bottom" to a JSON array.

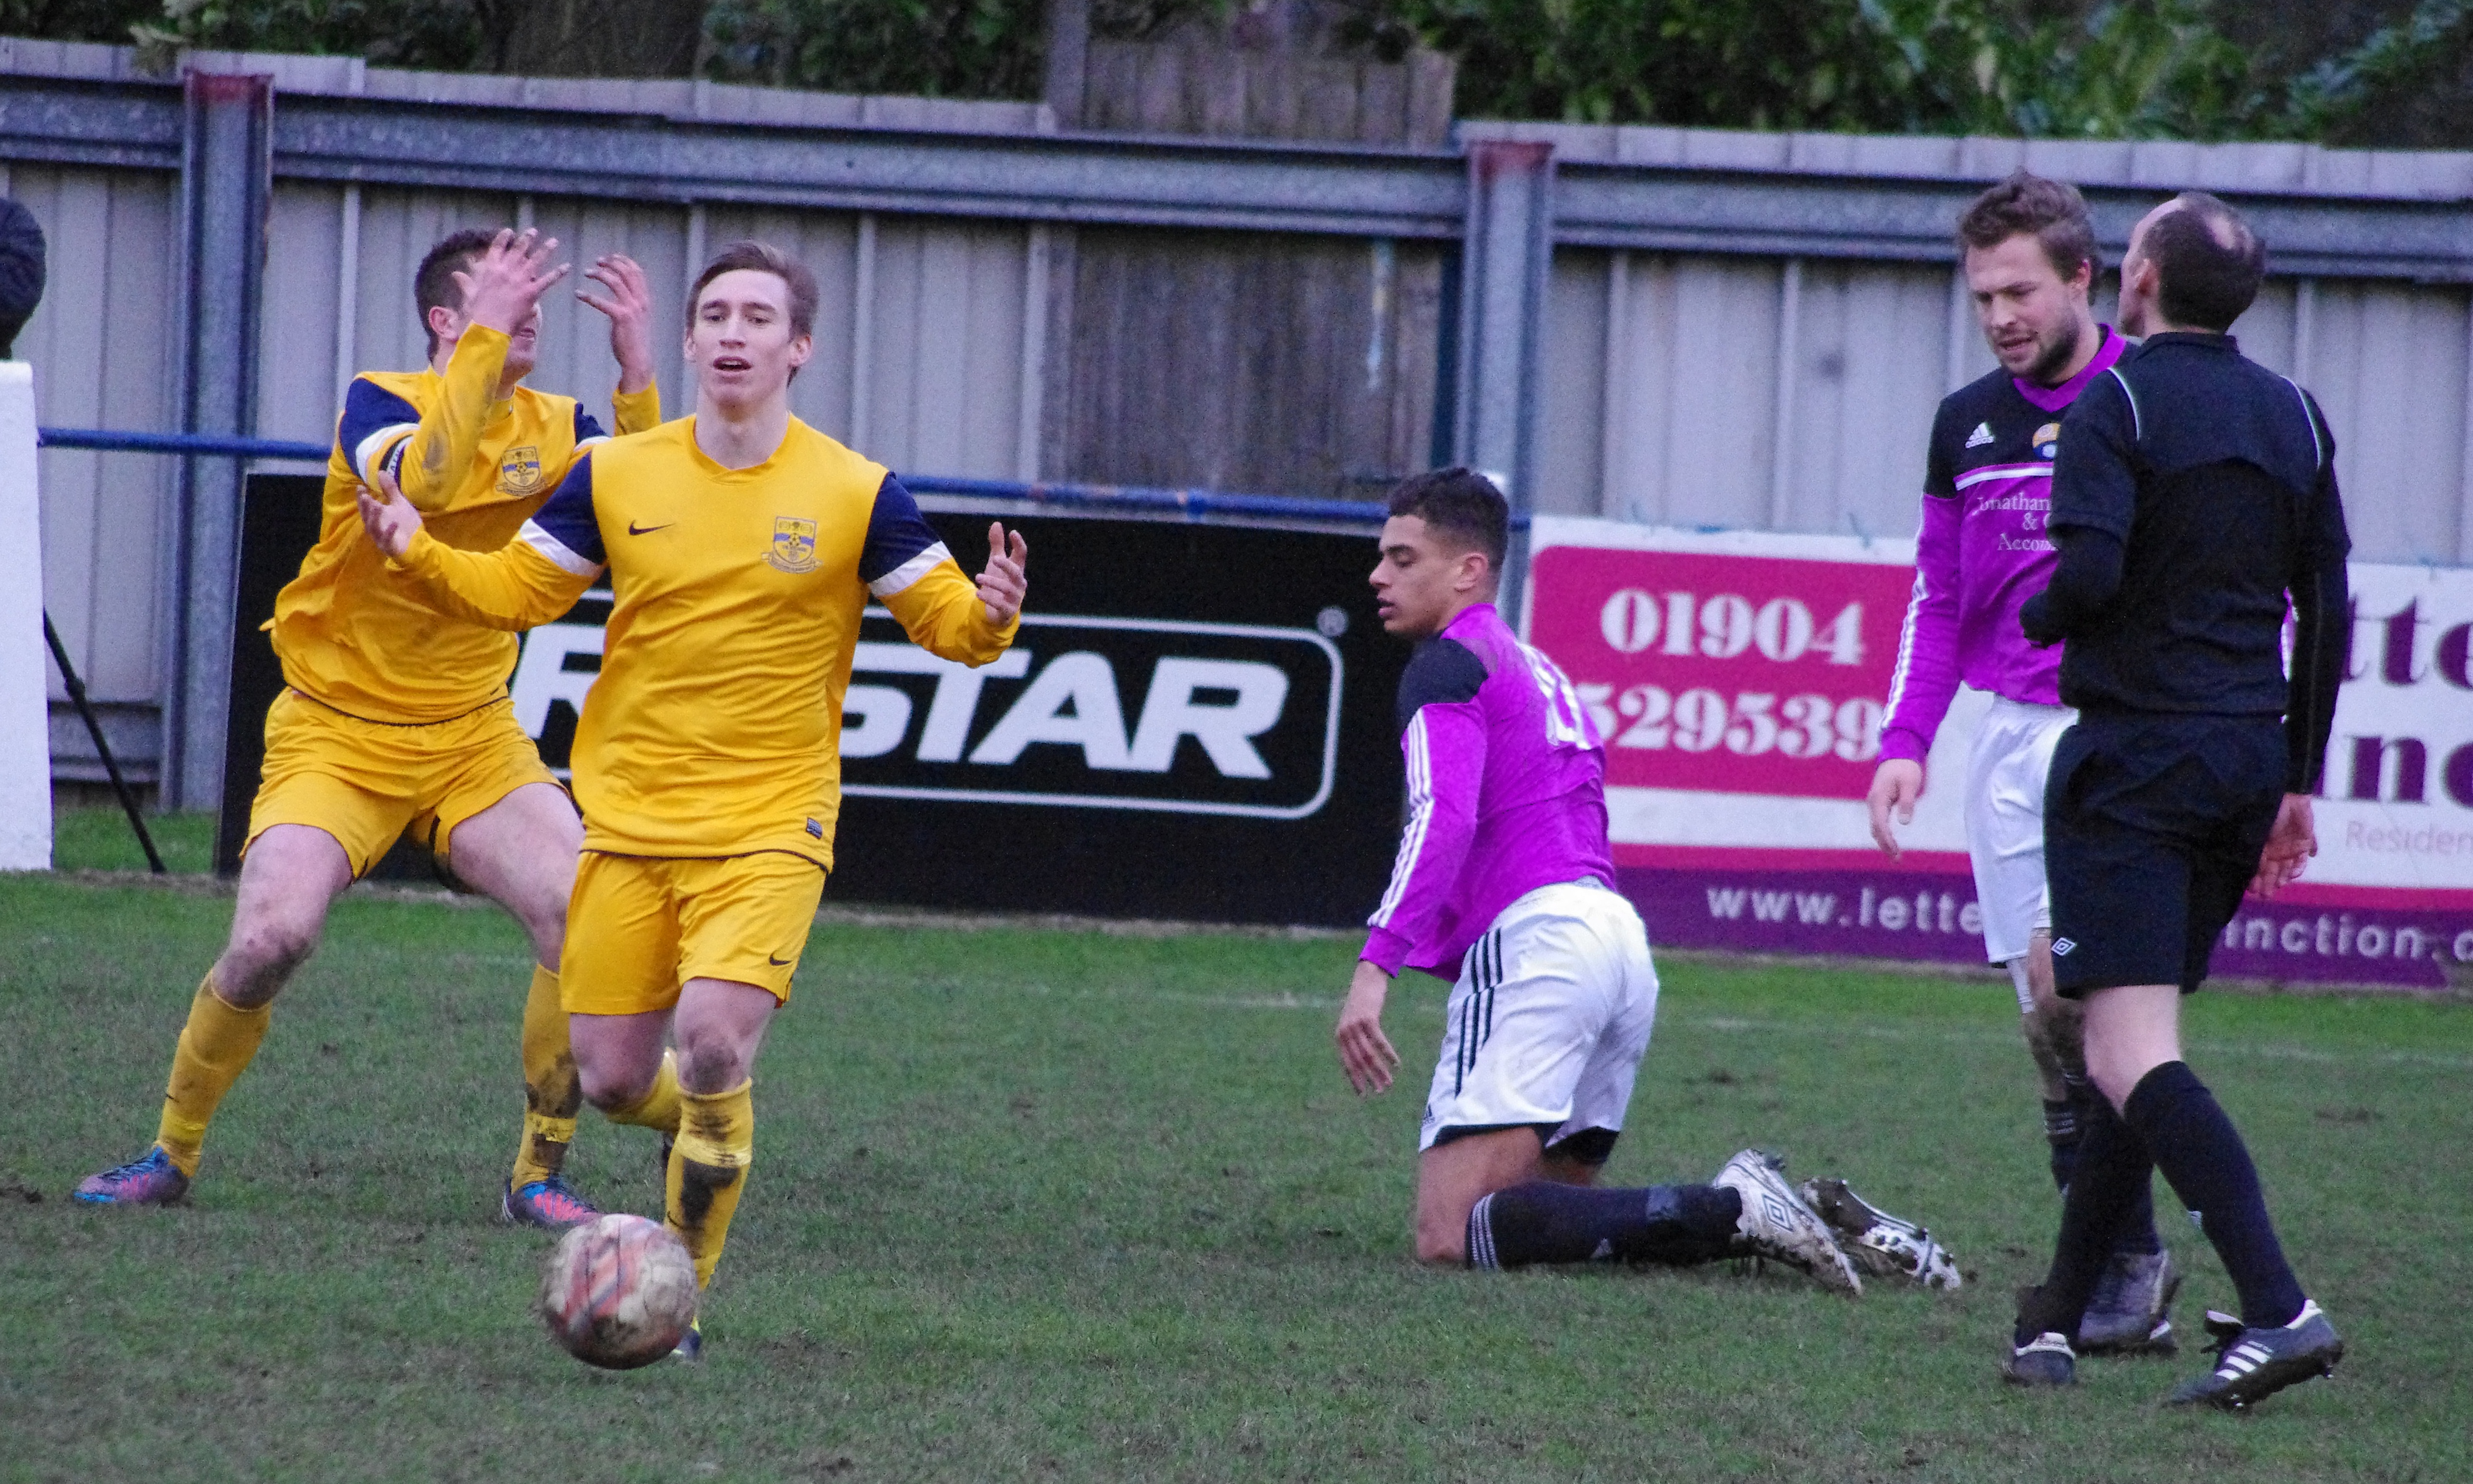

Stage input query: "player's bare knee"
[
  {"left": 218, "top": 914, "right": 322, "bottom": 1001},
  {"left": 1415, "top": 1218, "right": 1470, "bottom": 1266},
  {"left": 579, "top": 1061, "right": 652, "bottom": 1112},
  {"left": 519, "top": 910, "right": 566, "bottom": 973},
  {"left": 676, "top": 1033, "right": 748, "bottom": 1095}
]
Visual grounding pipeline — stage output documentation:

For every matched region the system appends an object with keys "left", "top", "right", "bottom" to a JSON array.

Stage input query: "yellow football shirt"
[
  {"left": 269, "top": 323, "right": 661, "bottom": 723},
  {"left": 388, "top": 416, "right": 1018, "bottom": 866}
]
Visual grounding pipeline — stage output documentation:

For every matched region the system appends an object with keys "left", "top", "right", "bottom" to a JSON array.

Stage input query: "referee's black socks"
[
  {"left": 2049, "top": 1078, "right": 2163, "bottom": 1256},
  {"left": 1466, "top": 1182, "right": 1741, "bottom": 1270},
  {"left": 2020, "top": 1092, "right": 2152, "bottom": 1343},
  {"left": 2125, "top": 1060, "right": 2304, "bottom": 1330},
  {"left": 2020, "top": 1060, "right": 2304, "bottom": 1344}
]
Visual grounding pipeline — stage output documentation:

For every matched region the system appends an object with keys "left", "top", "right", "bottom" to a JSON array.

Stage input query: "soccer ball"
[{"left": 536, "top": 1213, "right": 699, "bottom": 1369}]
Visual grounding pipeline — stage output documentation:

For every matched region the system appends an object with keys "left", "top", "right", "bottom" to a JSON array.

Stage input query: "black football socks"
[
  {"left": 2019, "top": 1092, "right": 2154, "bottom": 1344},
  {"left": 2047, "top": 1079, "right": 2164, "bottom": 1258},
  {"left": 1467, "top": 1181, "right": 1742, "bottom": 1270},
  {"left": 2125, "top": 1060, "right": 2304, "bottom": 1329}
]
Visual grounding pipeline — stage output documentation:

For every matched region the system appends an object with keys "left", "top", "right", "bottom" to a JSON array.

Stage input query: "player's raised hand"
[
  {"left": 355, "top": 466, "right": 425, "bottom": 560},
  {"left": 977, "top": 521, "right": 1028, "bottom": 626},
  {"left": 579, "top": 253, "right": 656, "bottom": 394},
  {"left": 1335, "top": 960, "right": 1400, "bottom": 1096},
  {"left": 2248, "top": 792, "right": 2318, "bottom": 898},
  {"left": 453, "top": 228, "right": 571, "bottom": 337},
  {"left": 1866, "top": 758, "right": 1924, "bottom": 860}
]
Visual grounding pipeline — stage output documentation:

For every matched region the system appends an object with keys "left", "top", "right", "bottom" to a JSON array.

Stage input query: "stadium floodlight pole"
[{"left": 42, "top": 609, "right": 165, "bottom": 875}]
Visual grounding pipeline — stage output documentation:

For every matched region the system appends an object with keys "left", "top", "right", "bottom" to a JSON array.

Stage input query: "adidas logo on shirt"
[{"left": 1964, "top": 422, "right": 1995, "bottom": 449}]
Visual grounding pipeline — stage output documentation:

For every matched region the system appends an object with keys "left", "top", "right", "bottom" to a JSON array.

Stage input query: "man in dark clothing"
[
  {"left": 2004, "top": 191, "right": 2350, "bottom": 1410},
  {"left": 0, "top": 198, "right": 45, "bottom": 357}
]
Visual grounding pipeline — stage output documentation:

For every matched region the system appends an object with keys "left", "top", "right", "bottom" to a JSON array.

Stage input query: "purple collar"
[{"left": 2013, "top": 325, "right": 2124, "bottom": 413}]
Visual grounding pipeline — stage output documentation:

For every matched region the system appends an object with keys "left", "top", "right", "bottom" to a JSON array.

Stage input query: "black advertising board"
[{"left": 222, "top": 473, "right": 1409, "bottom": 926}]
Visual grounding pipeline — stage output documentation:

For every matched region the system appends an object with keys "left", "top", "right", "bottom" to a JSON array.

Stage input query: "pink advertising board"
[{"left": 1523, "top": 516, "right": 2473, "bottom": 989}]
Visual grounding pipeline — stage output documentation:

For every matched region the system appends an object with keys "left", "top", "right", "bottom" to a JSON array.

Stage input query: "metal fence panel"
[
  {"left": 11, "top": 161, "right": 176, "bottom": 716},
  {"left": 1544, "top": 244, "right": 2473, "bottom": 562}
]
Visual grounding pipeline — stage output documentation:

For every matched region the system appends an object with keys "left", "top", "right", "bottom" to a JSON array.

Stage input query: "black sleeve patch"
[{"left": 1395, "top": 637, "right": 1490, "bottom": 734}]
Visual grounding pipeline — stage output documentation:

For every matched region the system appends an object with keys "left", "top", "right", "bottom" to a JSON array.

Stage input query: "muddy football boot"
[
  {"left": 1712, "top": 1150, "right": 1861, "bottom": 1295},
  {"left": 1800, "top": 1176, "right": 1961, "bottom": 1290},
  {"left": 2077, "top": 1248, "right": 2180, "bottom": 1355}
]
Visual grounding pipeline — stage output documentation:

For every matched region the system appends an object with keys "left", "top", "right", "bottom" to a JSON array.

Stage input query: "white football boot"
[{"left": 1712, "top": 1149, "right": 1862, "bottom": 1295}]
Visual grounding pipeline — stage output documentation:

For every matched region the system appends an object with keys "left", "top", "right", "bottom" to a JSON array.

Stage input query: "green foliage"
[
  {"left": 700, "top": 0, "right": 1047, "bottom": 98},
  {"left": 1382, "top": 0, "right": 2300, "bottom": 136},
  {"left": 3, "top": 0, "right": 2465, "bottom": 142},
  {"left": 124, "top": 0, "right": 484, "bottom": 69}
]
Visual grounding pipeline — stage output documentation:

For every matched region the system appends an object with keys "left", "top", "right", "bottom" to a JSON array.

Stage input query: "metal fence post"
[
  {"left": 1452, "top": 138, "right": 1552, "bottom": 619},
  {"left": 160, "top": 71, "right": 270, "bottom": 813}
]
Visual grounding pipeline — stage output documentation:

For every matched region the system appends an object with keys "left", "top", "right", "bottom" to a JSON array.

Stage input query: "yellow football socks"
[
  {"left": 511, "top": 965, "right": 582, "bottom": 1188},
  {"left": 603, "top": 1048, "right": 682, "bottom": 1135},
  {"left": 666, "top": 1080, "right": 753, "bottom": 1290},
  {"left": 154, "top": 973, "right": 272, "bottom": 1178}
]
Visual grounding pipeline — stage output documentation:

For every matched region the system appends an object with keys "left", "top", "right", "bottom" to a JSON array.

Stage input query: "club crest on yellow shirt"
[
  {"left": 767, "top": 516, "right": 820, "bottom": 574},
  {"left": 498, "top": 444, "right": 544, "bottom": 494}
]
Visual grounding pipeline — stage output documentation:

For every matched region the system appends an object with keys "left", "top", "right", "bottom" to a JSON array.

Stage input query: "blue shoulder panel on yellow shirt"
[
  {"left": 527, "top": 453, "right": 606, "bottom": 567},
  {"left": 337, "top": 378, "right": 420, "bottom": 481},
  {"left": 571, "top": 403, "right": 609, "bottom": 444},
  {"left": 857, "top": 474, "right": 946, "bottom": 591}
]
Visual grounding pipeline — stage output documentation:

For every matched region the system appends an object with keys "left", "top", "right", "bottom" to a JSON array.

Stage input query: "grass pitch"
[{"left": 6, "top": 813, "right": 2471, "bottom": 1481}]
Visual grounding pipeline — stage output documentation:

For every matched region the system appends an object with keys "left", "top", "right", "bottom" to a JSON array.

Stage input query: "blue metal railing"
[{"left": 33, "top": 426, "right": 1495, "bottom": 528}]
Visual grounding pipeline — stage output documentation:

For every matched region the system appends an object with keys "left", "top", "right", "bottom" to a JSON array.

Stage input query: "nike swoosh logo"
[
  {"left": 768, "top": 953, "right": 795, "bottom": 966},
  {"left": 628, "top": 521, "right": 674, "bottom": 534}
]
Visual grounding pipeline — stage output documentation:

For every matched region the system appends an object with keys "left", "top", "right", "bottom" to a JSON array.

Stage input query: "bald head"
[{"left": 2120, "top": 191, "right": 2265, "bottom": 336}]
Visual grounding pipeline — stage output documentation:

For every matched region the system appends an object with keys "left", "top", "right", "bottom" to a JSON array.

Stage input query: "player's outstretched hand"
[
  {"left": 1335, "top": 960, "right": 1400, "bottom": 1096},
  {"left": 453, "top": 228, "right": 571, "bottom": 338},
  {"left": 2249, "top": 792, "right": 2317, "bottom": 898},
  {"left": 579, "top": 253, "right": 656, "bottom": 394},
  {"left": 356, "top": 466, "right": 425, "bottom": 561},
  {"left": 1866, "top": 758, "right": 1924, "bottom": 860},
  {"left": 978, "top": 521, "right": 1028, "bottom": 626}
]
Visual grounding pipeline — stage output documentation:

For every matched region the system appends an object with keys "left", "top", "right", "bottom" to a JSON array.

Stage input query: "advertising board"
[
  {"left": 221, "top": 474, "right": 1407, "bottom": 926},
  {"left": 1525, "top": 514, "right": 2473, "bottom": 988}
]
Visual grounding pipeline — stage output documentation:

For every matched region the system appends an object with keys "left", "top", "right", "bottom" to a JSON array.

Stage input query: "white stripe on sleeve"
[
  {"left": 867, "top": 542, "right": 953, "bottom": 598},
  {"left": 1368, "top": 711, "right": 1435, "bottom": 930},
  {"left": 1882, "top": 568, "right": 1927, "bottom": 723},
  {"left": 354, "top": 422, "right": 418, "bottom": 484},
  {"left": 518, "top": 519, "right": 603, "bottom": 577}
]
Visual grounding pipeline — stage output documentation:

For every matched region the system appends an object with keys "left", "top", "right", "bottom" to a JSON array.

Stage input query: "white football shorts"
[
  {"left": 1963, "top": 696, "right": 2077, "bottom": 970},
  {"left": 1418, "top": 878, "right": 1659, "bottom": 1158}
]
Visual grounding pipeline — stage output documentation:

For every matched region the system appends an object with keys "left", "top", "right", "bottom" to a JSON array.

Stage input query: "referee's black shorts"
[{"left": 2044, "top": 712, "right": 2285, "bottom": 996}]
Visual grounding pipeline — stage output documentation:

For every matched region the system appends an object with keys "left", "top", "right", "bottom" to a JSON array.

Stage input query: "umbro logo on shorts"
[{"left": 2051, "top": 938, "right": 2077, "bottom": 956}]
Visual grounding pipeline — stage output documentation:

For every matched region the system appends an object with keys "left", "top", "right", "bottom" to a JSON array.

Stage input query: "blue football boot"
[
  {"left": 500, "top": 1172, "right": 601, "bottom": 1230},
  {"left": 73, "top": 1146, "right": 191, "bottom": 1206}
]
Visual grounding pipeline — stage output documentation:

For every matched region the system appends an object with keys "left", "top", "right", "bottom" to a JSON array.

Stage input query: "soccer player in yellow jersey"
[
  {"left": 77, "top": 228, "right": 661, "bottom": 1228},
  {"left": 357, "top": 239, "right": 1028, "bottom": 1355}
]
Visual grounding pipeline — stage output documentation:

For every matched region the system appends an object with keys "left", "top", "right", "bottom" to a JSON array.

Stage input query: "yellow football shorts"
[
  {"left": 246, "top": 689, "right": 563, "bottom": 878},
  {"left": 561, "top": 851, "right": 827, "bottom": 1015}
]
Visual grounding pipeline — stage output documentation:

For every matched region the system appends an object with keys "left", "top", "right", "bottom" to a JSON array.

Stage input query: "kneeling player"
[
  {"left": 359, "top": 240, "right": 1028, "bottom": 1358},
  {"left": 1334, "top": 471, "right": 1950, "bottom": 1291},
  {"left": 76, "top": 228, "right": 660, "bottom": 1226}
]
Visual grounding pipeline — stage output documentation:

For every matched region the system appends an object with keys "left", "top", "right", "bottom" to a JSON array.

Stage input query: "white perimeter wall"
[{"left": 0, "top": 359, "right": 54, "bottom": 864}]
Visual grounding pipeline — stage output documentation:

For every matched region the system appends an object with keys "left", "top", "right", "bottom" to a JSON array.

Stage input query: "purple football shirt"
[
  {"left": 1880, "top": 328, "right": 2128, "bottom": 763},
  {"left": 1362, "top": 603, "right": 1615, "bottom": 978}
]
